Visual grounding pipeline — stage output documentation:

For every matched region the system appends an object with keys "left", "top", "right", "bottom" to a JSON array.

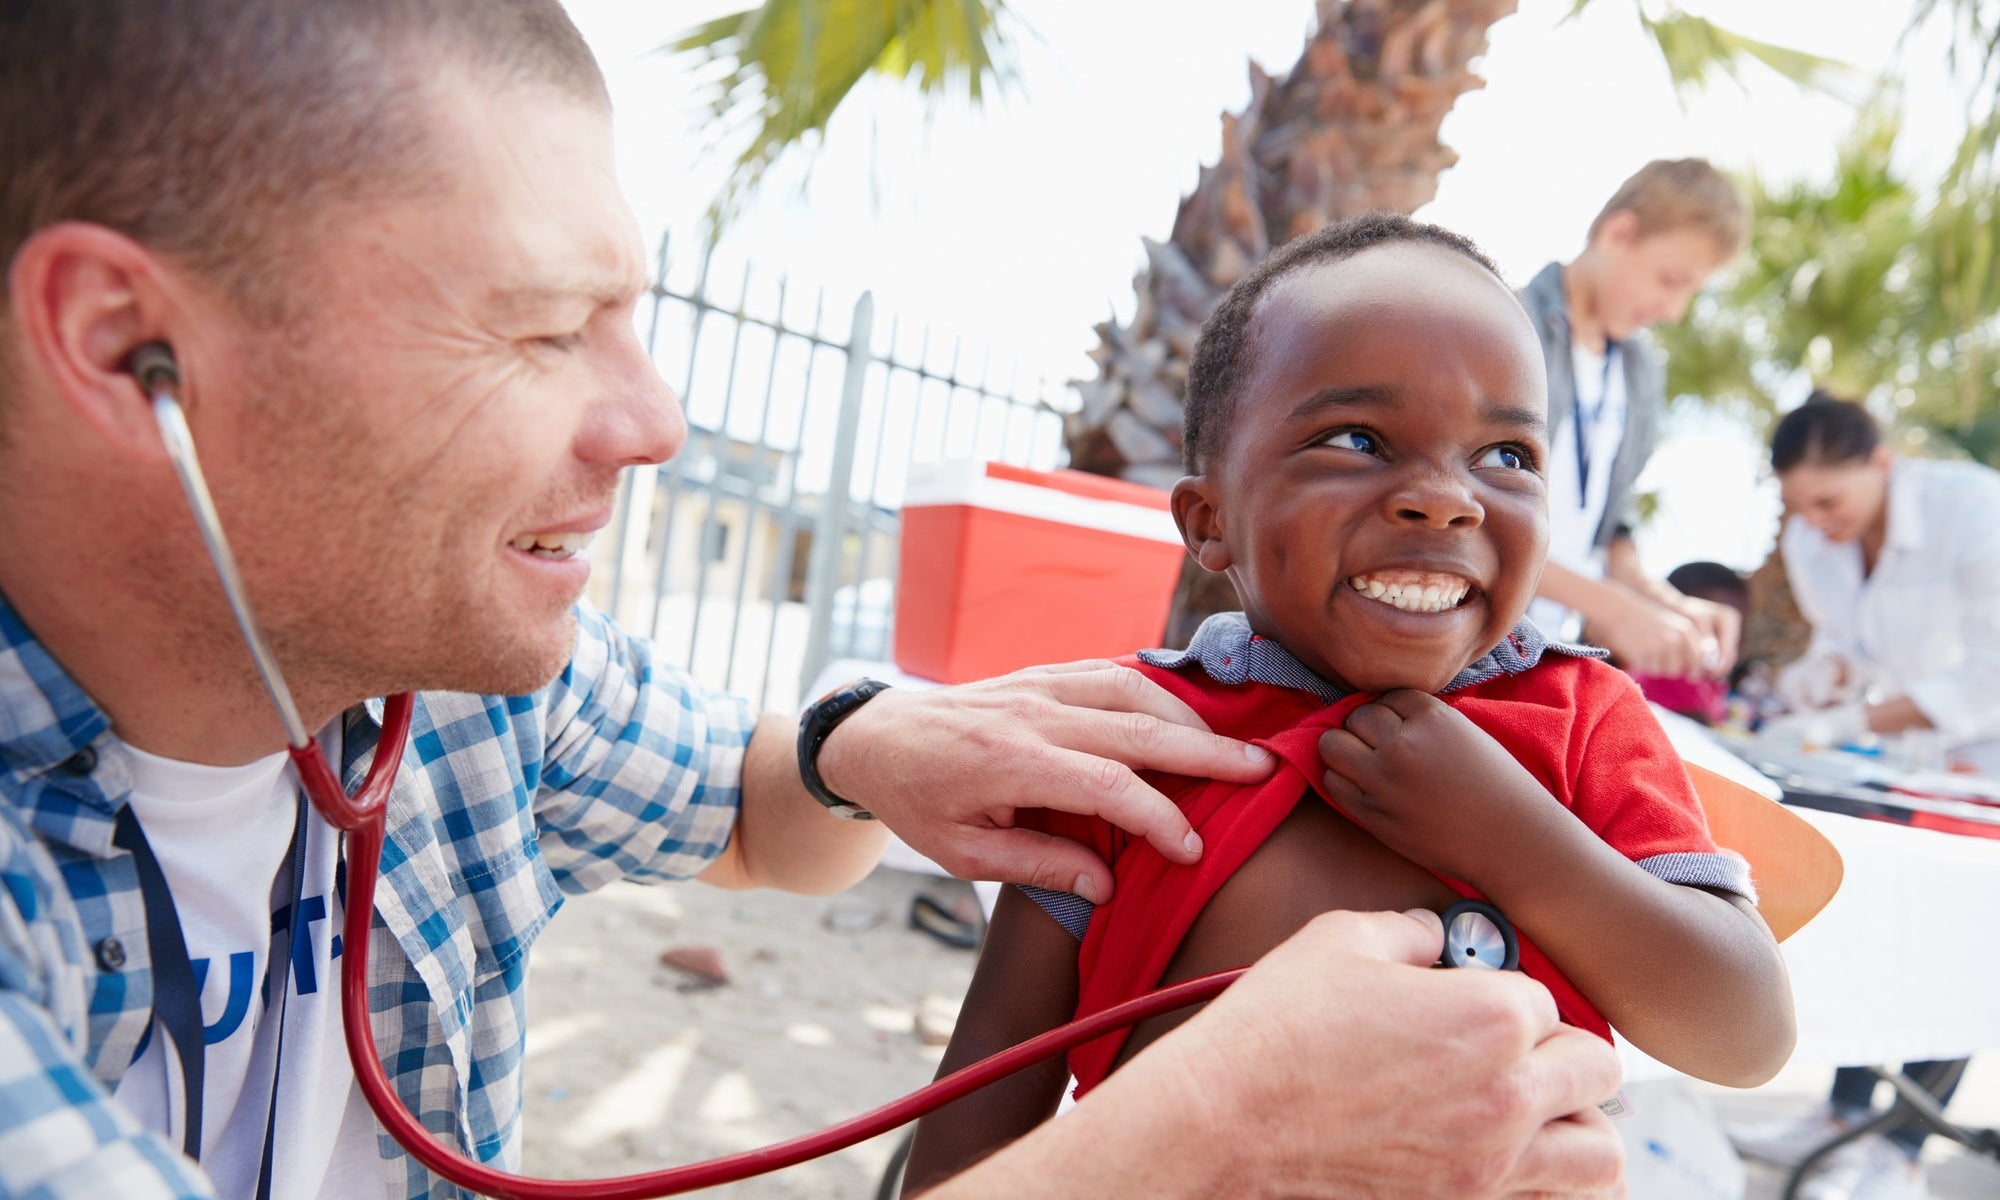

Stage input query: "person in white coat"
[
  {"left": 1732, "top": 391, "right": 2000, "bottom": 1200},
  {"left": 1772, "top": 393, "right": 2000, "bottom": 771}
]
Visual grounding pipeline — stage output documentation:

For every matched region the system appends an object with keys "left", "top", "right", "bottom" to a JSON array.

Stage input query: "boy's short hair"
[
  {"left": 1588, "top": 158, "right": 1748, "bottom": 258},
  {"left": 1665, "top": 560, "right": 1749, "bottom": 616},
  {"left": 1182, "top": 212, "right": 1502, "bottom": 474},
  {"left": 1769, "top": 390, "right": 1881, "bottom": 472}
]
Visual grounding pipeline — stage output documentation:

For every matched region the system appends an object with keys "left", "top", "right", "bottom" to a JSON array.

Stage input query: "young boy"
[
  {"left": 1524, "top": 159, "right": 1747, "bottom": 682},
  {"left": 901, "top": 213, "right": 1794, "bottom": 1195}
]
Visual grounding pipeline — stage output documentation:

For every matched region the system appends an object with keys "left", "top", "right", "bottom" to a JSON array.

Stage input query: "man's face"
[
  {"left": 1590, "top": 222, "right": 1729, "bottom": 340},
  {"left": 1188, "top": 245, "right": 1551, "bottom": 695},
  {"left": 1778, "top": 453, "right": 1891, "bottom": 544},
  {"left": 203, "top": 69, "right": 681, "bottom": 700}
]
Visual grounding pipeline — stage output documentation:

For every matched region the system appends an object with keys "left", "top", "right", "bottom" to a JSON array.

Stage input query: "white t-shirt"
[
  {"left": 1530, "top": 341, "right": 1627, "bottom": 638},
  {"left": 113, "top": 736, "right": 387, "bottom": 1200}
]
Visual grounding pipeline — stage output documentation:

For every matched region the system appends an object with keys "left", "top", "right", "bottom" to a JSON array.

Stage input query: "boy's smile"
[{"left": 1174, "top": 242, "right": 1551, "bottom": 695}]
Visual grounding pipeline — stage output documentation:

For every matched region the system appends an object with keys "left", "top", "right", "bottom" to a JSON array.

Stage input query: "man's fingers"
[
  {"left": 1282, "top": 907, "right": 1446, "bottom": 971},
  {"left": 1036, "top": 671, "right": 1275, "bottom": 784},
  {"left": 1035, "top": 663, "right": 1210, "bottom": 727},
  {"left": 1007, "top": 657, "right": 1122, "bottom": 680},
  {"left": 937, "top": 825, "right": 1116, "bottom": 904},
  {"left": 1025, "top": 747, "right": 1204, "bottom": 866},
  {"left": 1522, "top": 1023, "right": 1626, "bottom": 1122},
  {"left": 1499, "top": 1108, "right": 1626, "bottom": 1199}
]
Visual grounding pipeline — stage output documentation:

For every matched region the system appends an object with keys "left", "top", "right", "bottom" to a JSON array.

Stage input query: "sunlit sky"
[{"left": 561, "top": 0, "right": 1968, "bottom": 577}]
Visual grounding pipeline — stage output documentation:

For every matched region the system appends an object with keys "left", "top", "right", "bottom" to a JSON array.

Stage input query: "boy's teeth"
[
  {"left": 1347, "top": 573, "right": 1472, "bottom": 614},
  {"left": 510, "top": 530, "right": 597, "bottom": 559}
]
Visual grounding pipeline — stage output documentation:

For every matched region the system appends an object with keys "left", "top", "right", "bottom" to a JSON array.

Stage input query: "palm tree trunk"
[{"left": 1064, "top": 0, "right": 1518, "bottom": 645}]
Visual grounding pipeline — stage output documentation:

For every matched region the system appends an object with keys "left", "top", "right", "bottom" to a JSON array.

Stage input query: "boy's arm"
[
  {"left": 902, "top": 885, "right": 1082, "bottom": 1196},
  {"left": 1320, "top": 690, "right": 1795, "bottom": 1087},
  {"left": 1537, "top": 559, "right": 1718, "bottom": 680}
]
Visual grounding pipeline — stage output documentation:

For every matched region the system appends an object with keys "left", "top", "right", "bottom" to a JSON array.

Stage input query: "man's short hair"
[
  {"left": 1587, "top": 158, "right": 1748, "bottom": 258},
  {"left": 1182, "top": 211, "right": 1503, "bottom": 474},
  {"left": 0, "top": 0, "right": 607, "bottom": 346},
  {"left": 1770, "top": 390, "right": 1882, "bottom": 472}
]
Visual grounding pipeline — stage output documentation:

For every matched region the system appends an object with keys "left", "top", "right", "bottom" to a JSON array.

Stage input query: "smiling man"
[{"left": 0, "top": 4, "right": 1629, "bottom": 1198}]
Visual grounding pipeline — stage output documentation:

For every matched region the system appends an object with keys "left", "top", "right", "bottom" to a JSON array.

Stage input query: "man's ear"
[
  {"left": 1170, "top": 475, "right": 1233, "bottom": 572},
  {"left": 7, "top": 221, "right": 183, "bottom": 456}
]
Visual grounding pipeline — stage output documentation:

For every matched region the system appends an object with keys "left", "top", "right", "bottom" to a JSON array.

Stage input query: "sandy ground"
[
  {"left": 520, "top": 867, "right": 2000, "bottom": 1200},
  {"left": 519, "top": 869, "right": 973, "bottom": 1199}
]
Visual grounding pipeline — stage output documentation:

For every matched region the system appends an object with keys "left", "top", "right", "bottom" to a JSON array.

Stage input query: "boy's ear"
[
  {"left": 1170, "top": 476, "right": 1232, "bottom": 572},
  {"left": 1595, "top": 208, "right": 1642, "bottom": 249}
]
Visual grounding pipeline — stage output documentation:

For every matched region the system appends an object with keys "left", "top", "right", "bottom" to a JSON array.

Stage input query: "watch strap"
[{"left": 797, "top": 678, "right": 892, "bottom": 819}]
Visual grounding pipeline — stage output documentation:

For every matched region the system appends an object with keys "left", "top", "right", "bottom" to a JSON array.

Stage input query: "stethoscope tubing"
[
  {"left": 331, "top": 750, "right": 1243, "bottom": 1198},
  {"left": 328, "top": 704, "right": 1509, "bottom": 1198}
]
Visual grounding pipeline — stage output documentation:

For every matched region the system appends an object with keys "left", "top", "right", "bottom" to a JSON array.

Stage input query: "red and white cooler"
[{"left": 893, "top": 460, "right": 1186, "bottom": 683}]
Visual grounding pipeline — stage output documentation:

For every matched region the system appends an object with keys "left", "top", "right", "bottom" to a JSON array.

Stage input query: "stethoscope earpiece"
[
  {"left": 127, "top": 341, "right": 180, "bottom": 397},
  {"left": 1439, "top": 899, "right": 1520, "bottom": 971}
]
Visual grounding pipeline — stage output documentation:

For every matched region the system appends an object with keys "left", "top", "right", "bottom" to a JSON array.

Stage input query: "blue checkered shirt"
[{"left": 0, "top": 597, "right": 754, "bottom": 1199}]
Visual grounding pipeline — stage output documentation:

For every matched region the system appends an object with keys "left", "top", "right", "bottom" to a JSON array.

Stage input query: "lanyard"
[
  {"left": 114, "top": 789, "right": 309, "bottom": 1200},
  {"left": 1571, "top": 340, "right": 1621, "bottom": 510}
]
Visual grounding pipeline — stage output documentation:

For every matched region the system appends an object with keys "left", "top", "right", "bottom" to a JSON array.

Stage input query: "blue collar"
[{"left": 1137, "top": 612, "right": 1606, "bottom": 704}]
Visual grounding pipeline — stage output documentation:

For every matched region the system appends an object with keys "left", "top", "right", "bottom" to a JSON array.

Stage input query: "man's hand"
[
  {"left": 1047, "top": 910, "right": 1627, "bottom": 1200},
  {"left": 812, "top": 660, "right": 1275, "bottom": 902},
  {"left": 1317, "top": 691, "right": 1557, "bottom": 887}
]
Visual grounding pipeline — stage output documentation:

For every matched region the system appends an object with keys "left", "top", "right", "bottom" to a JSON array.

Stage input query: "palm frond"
[
  {"left": 667, "top": 0, "right": 1020, "bottom": 239},
  {"left": 1638, "top": 9, "right": 1857, "bottom": 99}
]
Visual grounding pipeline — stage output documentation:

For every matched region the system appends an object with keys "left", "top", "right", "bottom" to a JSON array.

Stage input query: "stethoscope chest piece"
[{"left": 1439, "top": 899, "right": 1519, "bottom": 971}]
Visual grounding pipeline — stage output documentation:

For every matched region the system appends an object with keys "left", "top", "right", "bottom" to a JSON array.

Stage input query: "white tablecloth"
[{"left": 1627, "top": 707, "right": 2000, "bottom": 1076}]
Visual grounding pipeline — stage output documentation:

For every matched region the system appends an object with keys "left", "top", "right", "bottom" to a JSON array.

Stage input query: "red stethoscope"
[{"left": 129, "top": 342, "right": 1519, "bottom": 1198}]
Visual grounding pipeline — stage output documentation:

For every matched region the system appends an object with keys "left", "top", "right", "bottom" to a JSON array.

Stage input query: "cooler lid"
[{"left": 903, "top": 460, "right": 1181, "bottom": 544}]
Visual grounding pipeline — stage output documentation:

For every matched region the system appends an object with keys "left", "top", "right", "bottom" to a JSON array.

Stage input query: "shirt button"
[
  {"left": 94, "top": 937, "right": 127, "bottom": 972},
  {"left": 60, "top": 747, "right": 97, "bottom": 775}
]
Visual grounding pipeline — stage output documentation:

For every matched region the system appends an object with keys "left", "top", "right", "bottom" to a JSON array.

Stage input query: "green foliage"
[
  {"left": 1658, "top": 104, "right": 2000, "bottom": 462},
  {"left": 1565, "top": 1, "right": 1853, "bottom": 98},
  {"left": 668, "top": 0, "right": 1020, "bottom": 238}
]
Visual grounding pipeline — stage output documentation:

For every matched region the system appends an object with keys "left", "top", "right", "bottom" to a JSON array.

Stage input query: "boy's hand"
[{"left": 1317, "top": 690, "right": 1557, "bottom": 887}]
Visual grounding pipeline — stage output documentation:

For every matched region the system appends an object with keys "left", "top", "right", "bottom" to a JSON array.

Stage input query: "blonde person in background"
[
  {"left": 1731, "top": 391, "right": 2000, "bottom": 1200},
  {"left": 1519, "top": 159, "right": 1747, "bottom": 680}
]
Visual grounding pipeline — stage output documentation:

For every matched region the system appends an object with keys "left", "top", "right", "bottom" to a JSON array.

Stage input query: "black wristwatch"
[{"left": 797, "top": 678, "right": 892, "bottom": 820}]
